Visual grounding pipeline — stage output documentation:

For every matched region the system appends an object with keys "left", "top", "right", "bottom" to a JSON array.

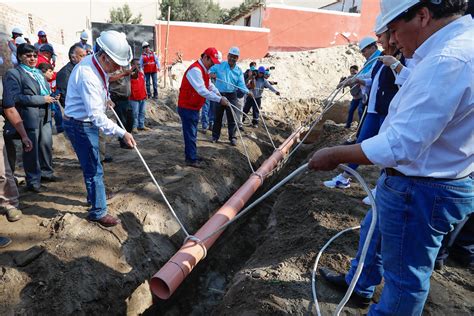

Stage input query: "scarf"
[{"left": 20, "top": 63, "right": 50, "bottom": 96}]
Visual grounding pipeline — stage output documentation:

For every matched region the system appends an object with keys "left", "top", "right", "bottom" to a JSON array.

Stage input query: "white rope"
[
  {"left": 228, "top": 101, "right": 256, "bottom": 174},
  {"left": 214, "top": 77, "right": 277, "bottom": 148},
  {"left": 249, "top": 94, "right": 277, "bottom": 149},
  {"left": 198, "top": 163, "right": 309, "bottom": 244},
  {"left": 108, "top": 106, "right": 192, "bottom": 238}
]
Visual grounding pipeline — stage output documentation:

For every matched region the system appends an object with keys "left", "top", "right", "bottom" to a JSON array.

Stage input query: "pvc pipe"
[{"left": 150, "top": 131, "right": 301, "bottom": 299}]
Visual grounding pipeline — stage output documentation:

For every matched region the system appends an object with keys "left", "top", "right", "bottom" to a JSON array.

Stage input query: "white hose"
[{"left": 312, "top": 164, "right": 377, "bottom": 316}]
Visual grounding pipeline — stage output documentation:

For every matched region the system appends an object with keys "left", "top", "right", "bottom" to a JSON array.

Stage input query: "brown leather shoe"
[{"left": 88, "top": 214, "right": 121, "bottom": 227}]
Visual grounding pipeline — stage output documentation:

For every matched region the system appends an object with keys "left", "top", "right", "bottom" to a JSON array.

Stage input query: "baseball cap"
[
  {"left": 39, "top": 43, "right": 55, "bottom": 55},
  {"left": 258, "top": 66, "right": 266, "bottom": 73},
  {"left": 228, "top": 46, "right": 240, "bottom": 56},
  {"left": 203, "top": 47, "right": 220, "bottom": 64}
]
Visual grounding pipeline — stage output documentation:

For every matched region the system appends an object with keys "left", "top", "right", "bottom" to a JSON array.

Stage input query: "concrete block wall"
[{"left": 0, "top": 3, "right": 77, "bottom": 77}]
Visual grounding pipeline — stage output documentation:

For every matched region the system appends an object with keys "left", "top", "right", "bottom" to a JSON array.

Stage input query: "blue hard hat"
[
  {"left": 258, "top": 66, "right": 266, "bottom": 73},
  {"left": 38, "top": 30, "right": 46, "bottom": 36}
]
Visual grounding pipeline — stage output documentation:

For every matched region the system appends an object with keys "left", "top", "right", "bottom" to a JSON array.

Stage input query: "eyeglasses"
[{"left": 24, "top": 53, "right": 38, "bottom": 58}]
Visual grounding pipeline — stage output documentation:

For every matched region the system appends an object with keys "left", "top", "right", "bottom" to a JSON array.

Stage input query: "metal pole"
[{"left": 163, "top": 6, "right": 171, "bottom": 88}]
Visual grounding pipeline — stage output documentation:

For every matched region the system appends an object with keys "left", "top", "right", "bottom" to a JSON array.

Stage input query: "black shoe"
[
  {"left": 319, "top": 267, "right": 371, "bottom": 308},
  {"left": 41, "top": 175, "right": 61, "bottom": 182},
  {"left": 153, "top": 95, "right": 158, "bottom": 99},
  {"left": 211, "top": 138, "right": 219, "bottom": 143},
  {"left": 102, "top": 156, "right": 113, "bottom": 163},
  {"left": 26, "top": 184, "right": 46, "bottom": 193},
  {"left": 185, "top": 160, "right": 203, "bottom": 168},
  {"left": 434, "top": 259, "right": 444, "bottom": 271},
  {"left": 238, "top": 126, "right": 244, "bottom": 131},
  {"left": 230, "top": 139, "right": 237, "bottom": 146}
]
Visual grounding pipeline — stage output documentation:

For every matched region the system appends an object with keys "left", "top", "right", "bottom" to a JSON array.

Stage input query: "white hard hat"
[
  {"left": 380, "top": 0, "right": 420, "bottom": 30},
  {"left": 80, "top": 31, "right": 89, "bottom": 40},
  {"left": 142, "top": 41, "right": 150, "bottom": 48},
  {"left": 359, "top": 36, "right": 377, "bottom": 51},
  {"left": 12, "top": 27, "right": 23, "bottom": 35},
  {"left": 217, "top": 51, "right": 223, "bottom": 62},
  {"left": 15, "top": 37, "right": 27, "bottom": 45},
  {"left": 374, "top": 14, "right": 388, "bottom": 35},
  {"left": 228, "top": 46, "right": 240, "bottom": 56},
  {"left": 96, "top": 30, "right": 132, "bottom": 67}
]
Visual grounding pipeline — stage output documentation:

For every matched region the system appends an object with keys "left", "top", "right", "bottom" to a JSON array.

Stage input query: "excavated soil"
[{"left": 1, "top": 46, "right": 472, "bottom": 315}]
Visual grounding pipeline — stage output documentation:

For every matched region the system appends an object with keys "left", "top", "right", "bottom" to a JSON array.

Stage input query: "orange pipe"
[{"left": 150, "top": 131, "right": 301, "bottom": 299}]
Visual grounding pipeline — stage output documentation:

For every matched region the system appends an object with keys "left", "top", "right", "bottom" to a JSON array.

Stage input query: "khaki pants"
[{"left": 0, "top": 135, "right": 19, "bottom": 210}]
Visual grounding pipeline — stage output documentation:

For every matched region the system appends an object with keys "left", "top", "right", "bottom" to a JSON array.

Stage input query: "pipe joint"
[
  {"left": 183, "top": 235, "right": 208, "bottom": 259},
  {"left": 251, "top": 172, "right": 265, "bottom": 185}
]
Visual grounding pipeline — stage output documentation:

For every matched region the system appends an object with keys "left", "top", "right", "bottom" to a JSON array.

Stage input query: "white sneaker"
[
  {"left": 362, "top": 188, "right": 377, "bottom": 205},
  {"left": 323, "top": 173, "right": 351, "bottom": 189}
]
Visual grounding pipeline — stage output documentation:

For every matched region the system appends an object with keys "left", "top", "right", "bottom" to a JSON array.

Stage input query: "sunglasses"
[{"left": 24, "top": 53, "right": 38, "bottom": 58}]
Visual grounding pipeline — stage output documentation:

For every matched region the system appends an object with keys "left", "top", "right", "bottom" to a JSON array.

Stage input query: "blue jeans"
[
  {"left": 63, "top": 118, "right": 107, "bottom": 220},
  {"left": 178, "top": 107, "right": 199, "bottom": 162},
  {"left": 51, "top": 102, "right": 64, "bottom": 133},
  {"left": 346, "top": 173, "right": 473, "bottom": 315},
  {"left": 130, "top": 100, "right": 146, "bottom": 129},
  {"left": 200, "top": 100, "right": 213, "bottom": 129},
  {"left": 145, "top": 72, "right": 158, "bottom": 97},
  {"left": 347, "top": 113, "right": 385, "bottom": 170},
  {"left": 345, "top": 98, "right": 363, "bottom": 128}
]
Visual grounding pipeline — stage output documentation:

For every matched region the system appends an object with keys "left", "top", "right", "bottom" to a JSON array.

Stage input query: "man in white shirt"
[
  {"left": 309, "top": 1, "right": 473, "bottom": 314},
  {"left": 64, "top": 30, "right": 136, "bottom": 227}
]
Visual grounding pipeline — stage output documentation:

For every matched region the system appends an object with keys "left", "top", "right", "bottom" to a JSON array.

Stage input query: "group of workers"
[
  {"left": 0, "top": 0, "right": 472, "bottom": 314},
  {"left": 308, "top": 0, "right": 473, "bottom": 315}
]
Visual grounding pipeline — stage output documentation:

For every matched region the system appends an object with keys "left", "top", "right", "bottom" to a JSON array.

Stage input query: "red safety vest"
[
  {"left": 130, "top": 72, "right": 147, "bottom": 101},
  {"left": 178, "top": 61, "right": 210, "bottom": 111},
  {"left": 142, "top": 52, "right": 158, "bottom": 73}
]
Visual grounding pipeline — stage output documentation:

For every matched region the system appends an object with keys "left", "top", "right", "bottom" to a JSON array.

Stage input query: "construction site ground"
[{"left": 0, "top": 46, "right": 472, "bottom": 315}]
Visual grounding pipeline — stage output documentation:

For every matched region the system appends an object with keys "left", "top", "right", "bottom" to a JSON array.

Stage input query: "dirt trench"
[{"left": 0, "top": 92, "right": 322, "bottom": 315}]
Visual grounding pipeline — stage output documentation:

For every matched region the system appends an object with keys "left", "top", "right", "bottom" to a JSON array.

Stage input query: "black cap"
[{"left": 39, "top": 43, "right": 55, "bottom": 55}]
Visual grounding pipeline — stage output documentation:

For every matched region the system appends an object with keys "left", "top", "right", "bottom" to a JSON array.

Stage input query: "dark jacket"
[
  {"left": 370, "top": 55, "right": 406, "bottom": 116},
  {"left": 56, "top": 61, "right": 75, "bottom": 107},
  {"left": 3, "top": 66, "right": 50, "bottom": 130}
]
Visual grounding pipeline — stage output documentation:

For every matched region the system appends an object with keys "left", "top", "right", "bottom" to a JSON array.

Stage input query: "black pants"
[
  {"left": 212, "top": 92, "right": 238, "bottom": 141},
  {"left": 243, "top": 96, "right": 261, "bottom": 125},
  {"left": 111, "top": 96, "right": 133, "bottom": 145}
]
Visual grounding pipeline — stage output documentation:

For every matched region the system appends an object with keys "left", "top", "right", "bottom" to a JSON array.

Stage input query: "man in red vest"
[
  {"left": 139, "top": 41, "right": 160, "bottom": 99},
  {"left": 178, "top": 47, "right": 229, "bottom": 168}
]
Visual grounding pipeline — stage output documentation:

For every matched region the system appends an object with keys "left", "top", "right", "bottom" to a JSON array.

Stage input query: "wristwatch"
[{"left": 390, "top": 60, "right": 401, "bottom": 71}]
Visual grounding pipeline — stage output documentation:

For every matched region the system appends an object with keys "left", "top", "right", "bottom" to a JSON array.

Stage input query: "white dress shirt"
[
  {"left": 394, "top": 58, "right": 414, "bottom": 86},
  {"left": 362, "top": 16, "right": 474, "bottom": 178},
  {"left": 65, "top": 55, "right": 125, "bottom": 137},
  {"left": 186, "top": 59, "right": 221, "bottom": 103}
]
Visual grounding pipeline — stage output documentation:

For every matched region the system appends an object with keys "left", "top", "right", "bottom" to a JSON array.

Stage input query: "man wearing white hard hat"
[
  {"left": 139, "top": 41, "right": 160, "bottom": 99},
  {"left": 210, "top": 46, "right": 250, "bottom": 146},
  {"left": 309, "top": 1, "right": 473, "bottom": 314},
  {"left": 7, "top": 28, "right": 25, "bottom": 66},
  {"left": 76, "top": 31, "right": 92, "bottom": 55},
  {"left": 64, "top": 30, "right": 136, "bottom": 227}
]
